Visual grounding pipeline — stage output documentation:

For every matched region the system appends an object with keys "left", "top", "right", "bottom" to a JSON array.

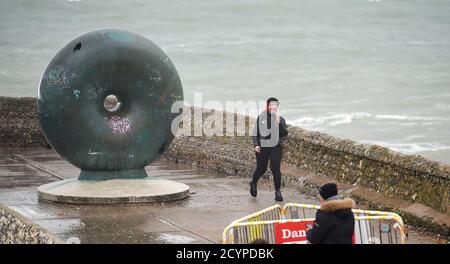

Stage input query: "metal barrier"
[
  {"left": 223, "top": 204, "right": 282, "bottom": 244},
  {"left": 231, "top": 204, "right": 282, "bottom": 224},
  {"left": 283, "top": 203, "right": 404, "bottom": 221},
  {"left": 352, "top": 215, "right": 406, "bottom": 244},
  {"left": 223, "top": 218, "right": 312, "bottom": 244},
  {"left": 282, "top": 203, "right": 320, "bottom": 220},
  {"left": 222, "top": 203, "right": 407, "bottom": 244}
]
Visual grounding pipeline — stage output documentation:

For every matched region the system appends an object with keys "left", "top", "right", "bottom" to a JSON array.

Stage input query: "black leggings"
[{"left": 251, "top": 145, "right": 282, "bottom": 191}]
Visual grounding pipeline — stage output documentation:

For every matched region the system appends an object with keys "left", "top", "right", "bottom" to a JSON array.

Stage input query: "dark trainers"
[
  {"left": 275, "top": 190, "right": 283, "bottom": 202},
  {"left": 250, "top": 181, "right": 257, "bottom": 197}
]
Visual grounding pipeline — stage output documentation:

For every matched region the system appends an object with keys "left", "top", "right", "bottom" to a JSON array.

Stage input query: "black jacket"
[
  {"left": 306, "top": 198, "right": 356, "bottom": 244},
  {"left": 252, "top": 111, "right": 289, "bottom": 147}
]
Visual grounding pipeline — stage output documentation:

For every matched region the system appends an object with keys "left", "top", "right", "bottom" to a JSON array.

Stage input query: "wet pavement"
[{"left": 0, "top": 148, "right": 437, "bottom": 244}]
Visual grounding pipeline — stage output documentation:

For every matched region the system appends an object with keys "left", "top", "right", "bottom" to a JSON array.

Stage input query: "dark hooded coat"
[{"left": 306, "top": 198, "right": 356, "bottom": 244}]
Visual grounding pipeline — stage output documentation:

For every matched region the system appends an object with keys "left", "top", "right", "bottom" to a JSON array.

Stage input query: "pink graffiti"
[{"left": 109, "top": 116, "right": 131, "bottom": 135}]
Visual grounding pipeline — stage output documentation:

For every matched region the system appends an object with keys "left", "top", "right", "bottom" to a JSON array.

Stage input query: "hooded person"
[
  {"left": 306, "top": 182, "right": 356, "bottom": 244},
  {"left": 250, "top": 97, "right": 289, "bottom": 201}
]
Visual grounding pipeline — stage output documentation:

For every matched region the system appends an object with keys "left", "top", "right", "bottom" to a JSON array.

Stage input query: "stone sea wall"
[
  {"left": 0, "top": 203, "right": 59, "bottom": 244},
  {"left": 282, "top": 128, "right": 450, "bottom": 213},
  {"left": 0, "top": 96, "right": 48, "bottom": 148}
]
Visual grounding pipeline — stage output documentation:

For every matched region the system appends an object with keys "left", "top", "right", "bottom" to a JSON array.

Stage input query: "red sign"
[{"left": 274, "top": 221, "right": 315, "bottom": 244}]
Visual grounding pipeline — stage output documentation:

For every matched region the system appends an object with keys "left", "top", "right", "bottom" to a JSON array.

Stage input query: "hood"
[{"left": 320, "top": 198, "right": 356, "bottom": 218}]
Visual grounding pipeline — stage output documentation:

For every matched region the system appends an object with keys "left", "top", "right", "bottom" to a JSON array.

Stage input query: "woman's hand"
[
  {"left": 255, "top": 146, "right": 261, "bottom": 153},
  {"left": 271, "top": 109, "right": 280, "bottom": 124},
  {"left": 275, "top": 111, "right": 281, "bottom": 124}
]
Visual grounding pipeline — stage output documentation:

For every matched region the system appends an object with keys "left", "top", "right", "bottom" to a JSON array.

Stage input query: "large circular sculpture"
[{"left": 37, "top": 29, "right": 188, "bottom": 203}]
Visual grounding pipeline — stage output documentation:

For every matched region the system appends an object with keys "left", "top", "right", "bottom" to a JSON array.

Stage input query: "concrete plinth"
[{"left": 37, "top": 177, "right": 189, "bottom": 204}]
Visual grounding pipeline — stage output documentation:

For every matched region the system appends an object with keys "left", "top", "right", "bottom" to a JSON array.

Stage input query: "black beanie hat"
[
  {"left": 319, "top": 182, "right": 338, "bottom": 200},
  {"left": 266, "top": 97, "right": 279, "bottom": 105}
]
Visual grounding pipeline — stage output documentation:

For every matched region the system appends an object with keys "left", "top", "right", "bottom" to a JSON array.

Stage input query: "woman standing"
[{"left": 250, "top": 97, "right": 289, "bottom": 201}]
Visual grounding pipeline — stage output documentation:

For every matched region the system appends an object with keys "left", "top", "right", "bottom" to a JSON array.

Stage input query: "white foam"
[
  {"left": 403, "top": 135, "right": 424, "bottom": 141},
  {"left": 405, "top": 93, "right": 450, "bottom": 100},
  {"left": 375, "top": 114, "right": 447, "bottom": 121},
  {"left": 288, "top": 112, "right": 372, "bottom": 128},
  {"left": 359, "top": 140, "right": 450, "bottom": 154},
  {"left": 346, "top": 99, "right": 369, "bottom": 104}
]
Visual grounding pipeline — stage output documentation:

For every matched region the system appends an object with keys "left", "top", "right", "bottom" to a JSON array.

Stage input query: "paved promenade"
[{"left": 0, "top": 148, "right": 437, "bottom": 243}]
